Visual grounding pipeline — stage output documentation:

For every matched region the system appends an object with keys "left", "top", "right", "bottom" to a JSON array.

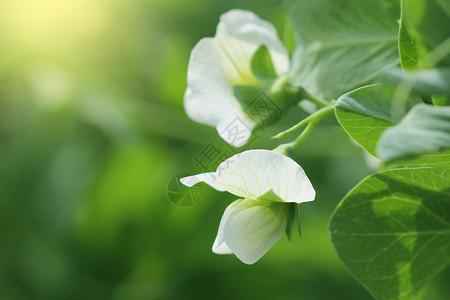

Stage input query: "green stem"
[
  {"left": 291, "top": 121, "right": 318, "bottom": 148},
  {"left": 273, "top": 105, "right": 334, "bottom": 139},
  {"left": 273, "top": 121, "right": 319, "bottom": 155}
]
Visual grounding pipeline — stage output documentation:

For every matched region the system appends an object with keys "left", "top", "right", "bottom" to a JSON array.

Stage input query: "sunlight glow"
[{"left": 0, "top": 0, "right": 108, "bottom": 53}]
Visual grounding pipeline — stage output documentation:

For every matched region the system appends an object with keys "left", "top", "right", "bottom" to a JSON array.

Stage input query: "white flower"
[
  {"left": 181, "top": 149, "right": 315, "bottom": 264},
  {"left": 184, "top": 10, "right": 289, "bottom": 147}
]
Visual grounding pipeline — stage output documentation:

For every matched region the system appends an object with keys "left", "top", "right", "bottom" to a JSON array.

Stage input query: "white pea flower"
[
  {"left": 181, "top": 149, "right": 315, "bottom": 264},
  {"left": 184, "top": 9, "right": 290, "bottom": 147}
]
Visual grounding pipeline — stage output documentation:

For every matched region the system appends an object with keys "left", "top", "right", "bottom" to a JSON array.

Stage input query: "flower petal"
[
  {"left": 212, "top": 199, "right": 243, "bottom": 255},
  {"left": 181, "top": 149, "right": 316, "bottom": 204},
  {"left": 184, "top": 10, "right": 289, "bottom": 147},
  {"left": 184, "top": 38, "right": 240, "bottom": 127},
  {"left": 184, "top": 38, "right": 256, "bottom": 147},
  {"left": 180, "top": 172, "right": 226, "bottom": 192},
  {"left": 216, "top": 116, "right": 254, "bottom": 148},
  {"left": 221, "top": 199, "right": 288, "bottom": 264},
  {"left": 216, "top": 9, "right": 289, "bottom": 83}
]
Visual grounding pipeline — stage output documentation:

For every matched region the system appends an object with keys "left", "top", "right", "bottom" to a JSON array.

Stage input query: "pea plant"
[{"left": 180, "top": 0, "right": 450, "bottom": 299}]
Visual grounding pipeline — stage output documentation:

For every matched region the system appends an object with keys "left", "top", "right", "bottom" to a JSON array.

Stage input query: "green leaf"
[
  {"left": 383, "top": 148, "right": 450, "bottom": 169},
  {"left": 329, "top": 167, "right": 450, "bottom": 300},
  {"left": 402, "top": 0, "right": 450, "bottom": 67},
  {"left": 251, "top": 45, "right": 277, "bottom": 80},
  {"left": 383, "top": 68, "right": 450, "bottom": 96},
  {"left": 400, "top": 0, "right": 450, "bottom": 68},
  {"left": 378, "top": 104, "right": 450, "bottom": 161},
  {"left": 397, "top": 0, "right": 450, "bottom": 108},
  {"left": 336, "top": 108, "right": 392, "bottom": 157},
  {"left": 336, "top": 84, "right": 422, "bottom": 122},
  {"left": 281, "top": 0, "right": 400, "bottom": 100},
  {"left": 335, "top": 84, "right": 422, "bottom": 157},
  {"left": 398, "top": 24, "right": 427, "bottom": 71}
]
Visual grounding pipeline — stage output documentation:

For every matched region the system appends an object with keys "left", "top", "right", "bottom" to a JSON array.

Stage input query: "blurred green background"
[{"left": 1, "top": 0, "right": 447, "bottom": 299}]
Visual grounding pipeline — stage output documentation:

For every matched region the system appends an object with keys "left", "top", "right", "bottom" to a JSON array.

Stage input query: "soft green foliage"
[
  {"left": 1, "top": 0, "right": 379, "bottom": 298},
  {"left": 383, "top": 149, "right": 450, "bottom": 168},
  {"left": 383, "top": 68, "right": 450, "bottom": 96},
  {"left": 336, "top": 85, "right": 422, "bottom": 123},
  {"left": 398, "top": 24, "right": 426, "bottom": 71},
  {"left": 281, "top": 0, "right": 400, "bottom": 100},
  {"left": 335, "top": 108, "right": 391, "bottom": 157},
  {"left": 274, "top": 2, "right": 449, "bottom": 297},
  {"left": 329, "top": 167, "right": 450, "bottom": 300},
  {"left": 324, "top": 1, "right": 450, "bottom": 296},
  {"left": 271, "top": 1, "right": 450, "bottom": 298},
  {"left": 378, "top": 104, "right": 450, "bottom": 161},
  {"left": 401, "top": 0, "right": 450, "bottom": 67},
  {"left": 334, "top": 84, "right": 422, "bottom": 157},
  {"left": 2, "top": 0, "right": 449, "bottom": 298}
]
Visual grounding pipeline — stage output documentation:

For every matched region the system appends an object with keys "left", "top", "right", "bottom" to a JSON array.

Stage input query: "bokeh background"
[{"left": 1, "top": 0, "right": 448, "bottom": 299}]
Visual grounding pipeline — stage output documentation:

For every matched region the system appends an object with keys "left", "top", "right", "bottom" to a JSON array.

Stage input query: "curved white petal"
[
  {"left": 184, "top": 38, "right": 257, "bottom": 143},
  {"left": 219, "top": 199, "right": 288, "bottom": 264},
  {"left": 180, "top": 172, "right": 226, "bottom": 192},
  {"left": 216, "top": 9, "right": 289, "bottom": 83},
  {"left": 184, "top": 38, "right": 241, "bottom": 127},
  {"left": 184, "top": 10, "right": 289, "bottom": 147},
  {"left": 212, "top": 199, "right": 243, "bottom": 255},
  {"left": 181, "top": 150, "right": 315, "bottom": 204},
  {"left": 216, "top": 116, "right": 254, "bottom": 148}
]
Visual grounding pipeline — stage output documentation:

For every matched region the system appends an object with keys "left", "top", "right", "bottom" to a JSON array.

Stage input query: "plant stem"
[
  {"left": 273, "top": 121, "right": 319, "bottom": 155},
  {"left": 290, "top": 121, "right": 318, "bottom": 148},
  {"left": 298, "top": 87, "right": 330, "bottom": 108},
  {"left": 273, "top": 105, "right": 334, "bottom": 139}
]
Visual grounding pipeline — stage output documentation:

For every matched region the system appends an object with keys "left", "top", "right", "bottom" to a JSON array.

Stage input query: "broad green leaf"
[
  {"left": 398, "top": 24, "right": 427, "bottom": 71},
  {"left": 383, "top": 68, "right": 450, "bottom": 96},
  {"left": 378, "top": 104, "right": 450, "bottom": 161},
  {"left": 336, "top": 85, "right": 422, "bottom": 122},
  {"left": 336, "top": 108, "right": 392, "bottom": 157},
  {"left": 329, "top": 167, "right": 450, "bottom": 300},
  {"left": 383, "top": 148, "right": 450, "bottom": 169},
  {"left": 400, "top": 0, "right": 450, "bottom": 68},
  {"left": 335, "top": 84, "right": 422, "bottom": 157},
  {"left": 402, "top": 0, "right": 450, "bottom": 66},
  {"left": 251, "top": 45, "right": 277, "bottom": 80},
  {"left": 281, "top": 0, "right": 400, "bottom": 100},
  {"left": 397, "top": 2, "right": 431, "bottom": 71},
  {"left": 398, "top": 0, "right": 450, "bottom": 110},
  {"left": 397, "top": 0, "right": 450, "bottom": 106}
]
